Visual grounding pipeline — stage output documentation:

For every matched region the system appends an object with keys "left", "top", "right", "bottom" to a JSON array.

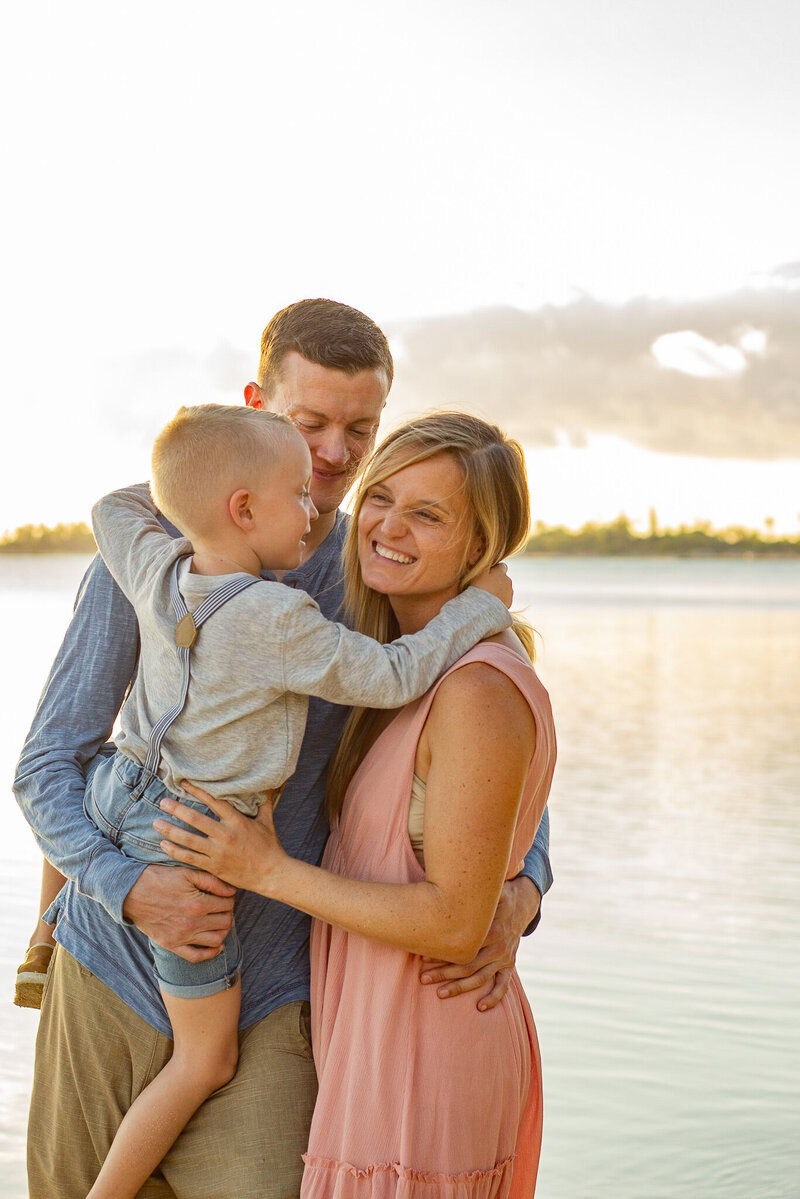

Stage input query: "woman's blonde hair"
[{"left": 326, "top": 411, "right": 535, "bottom": 819}]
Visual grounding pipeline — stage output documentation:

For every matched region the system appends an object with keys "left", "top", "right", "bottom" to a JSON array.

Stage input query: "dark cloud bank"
[{"left": 387, "top": 276, "right": 800, "bottom": 460}]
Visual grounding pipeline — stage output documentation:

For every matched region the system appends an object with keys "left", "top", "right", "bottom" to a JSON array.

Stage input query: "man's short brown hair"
[{"left": 256, "top": 298, "right": 394, "bottom": 396}]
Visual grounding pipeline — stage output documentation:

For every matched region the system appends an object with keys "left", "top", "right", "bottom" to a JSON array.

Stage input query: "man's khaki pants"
[{"left": 28, "top": 947, "right": 318, "bottom": 1199}]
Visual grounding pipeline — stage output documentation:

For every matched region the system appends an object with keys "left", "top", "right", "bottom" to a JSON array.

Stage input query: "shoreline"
[{"left": 2, "top": 548, "right": 799, "bottom": 561}]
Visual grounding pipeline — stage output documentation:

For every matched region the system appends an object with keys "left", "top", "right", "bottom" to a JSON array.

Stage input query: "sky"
[{"left": 1, "top": 0, "right": 798, "bottom": 534}]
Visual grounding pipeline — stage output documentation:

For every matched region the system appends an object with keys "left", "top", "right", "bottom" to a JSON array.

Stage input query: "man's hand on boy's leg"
[{"left": 122, "top": 866, "right": 236, "bottom": 961}]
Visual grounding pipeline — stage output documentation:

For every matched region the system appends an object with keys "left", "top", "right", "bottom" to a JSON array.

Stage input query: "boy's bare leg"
[
  {"left": 86, "top": 981, "right": 241, "bottom": 1199},
  {"left": 161, "top": 997, "right": 317, "bottom": 1199},
  {"left": 29, "top": 858, "right": 66, "bottom": 947}
]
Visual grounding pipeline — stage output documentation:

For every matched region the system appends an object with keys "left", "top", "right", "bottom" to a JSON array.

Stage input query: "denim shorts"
[{"left": 84, "top": 751, "right": 242, "bottom": 999}]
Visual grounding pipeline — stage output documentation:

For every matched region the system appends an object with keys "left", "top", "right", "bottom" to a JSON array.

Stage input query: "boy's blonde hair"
[
  {"left": 151, "top": 404, "right": 295, "bottom": 536},
  {"left": 326, "top": 411, "right": 535, "bottom": 819}
]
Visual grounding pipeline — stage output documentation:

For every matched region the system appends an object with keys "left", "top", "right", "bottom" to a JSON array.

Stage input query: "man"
[{"left": 14, "top": 299, "right": 552, "bottom": 1199}]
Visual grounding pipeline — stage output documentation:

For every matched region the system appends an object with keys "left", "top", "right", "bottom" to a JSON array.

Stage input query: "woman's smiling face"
[{"left": 357, "top": 452, "right": 482, "bottom": 604}]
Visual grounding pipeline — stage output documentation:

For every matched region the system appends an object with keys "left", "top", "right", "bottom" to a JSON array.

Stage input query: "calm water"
[{"left": 1, "top": 555, "right": 798, "bottom": 1198}]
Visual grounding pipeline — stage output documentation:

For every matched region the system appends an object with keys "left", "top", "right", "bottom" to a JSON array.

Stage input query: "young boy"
[{"left": 32, "top": 403, "right": 512, "bottom": 1199}]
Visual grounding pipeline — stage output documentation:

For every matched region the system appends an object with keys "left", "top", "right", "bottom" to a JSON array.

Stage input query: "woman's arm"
[
  {"left": 420, "top": 810, "right": 551, "bottom": 1008},
  {"left": 155, "top": 663, "right": 535, "bottom": 963}
]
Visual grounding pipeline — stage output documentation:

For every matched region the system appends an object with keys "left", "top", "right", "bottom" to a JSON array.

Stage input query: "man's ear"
[
  {"left": 229, "top": 489, "right": 254, "bottom": 528},
  {"left": 244, "top": 382, "right": 263, "bottom": 410}
]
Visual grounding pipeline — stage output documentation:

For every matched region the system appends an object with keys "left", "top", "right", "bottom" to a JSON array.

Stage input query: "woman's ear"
[{"left": 466, "top": 534, "right": 486, "bottom": 570}]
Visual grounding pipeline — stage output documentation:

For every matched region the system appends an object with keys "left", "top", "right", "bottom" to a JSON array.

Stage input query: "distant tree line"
[
  {"left": 0, "top": 523, "right": 96, "bottom": 554},
  {"left": 524, "top": 515, "right": 800, "bottom": 557},
  {"left": 2, "top": 516, "right": 798, "bottom": 557}
]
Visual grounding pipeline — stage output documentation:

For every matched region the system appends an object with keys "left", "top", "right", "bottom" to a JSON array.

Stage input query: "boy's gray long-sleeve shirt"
[
  {"left": 92, "top": 484, "right": 514, "bottom": 814},
  {"left": 14, "top": 495, "right": 553, "bottom": 1037}
]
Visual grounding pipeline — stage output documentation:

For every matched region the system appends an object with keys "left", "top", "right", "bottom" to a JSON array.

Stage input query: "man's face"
[{"left": 249, "top": 351, "right": 388, "bottom": 515}]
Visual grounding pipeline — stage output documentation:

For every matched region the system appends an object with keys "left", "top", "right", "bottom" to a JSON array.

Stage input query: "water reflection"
[{"left": 514, "top": 559, "right": 800, "bottom": 1198}]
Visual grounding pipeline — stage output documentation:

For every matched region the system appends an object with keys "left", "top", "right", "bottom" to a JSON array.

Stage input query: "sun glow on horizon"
[{"left": 521, "top": 438, "right": 799, "bottom": 536}]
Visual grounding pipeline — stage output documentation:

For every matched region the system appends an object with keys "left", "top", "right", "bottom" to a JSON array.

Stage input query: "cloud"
[
  {"left": 91, "top": 270, "right": 800, "bottom": 462},
  {"left": 769, "top": 262, "right": 800, "bottom": 285},
  {"left": 385, "top": 273, "right": 800, "bottom": 459},
  {"left": 651, "top": 331, "right": 747, "bottom": 378}
]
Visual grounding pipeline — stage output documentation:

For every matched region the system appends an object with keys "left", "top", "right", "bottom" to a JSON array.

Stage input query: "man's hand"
[
  {"left": 471, "top": 562, "right": 514, "bottom": 609},
  {"left": 419, "top": 875, "right": 541, "bottom": 1011},
  {"left": 122, "top": 865, "right": 236, "bottom": 962}
]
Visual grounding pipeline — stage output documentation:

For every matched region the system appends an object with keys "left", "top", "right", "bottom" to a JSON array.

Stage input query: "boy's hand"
[
  {"left": 122, "top": 864, "right": 236, "bottom": 961},
  {"left": 472, "top": 562, "right": 514, "bottom": 609}
]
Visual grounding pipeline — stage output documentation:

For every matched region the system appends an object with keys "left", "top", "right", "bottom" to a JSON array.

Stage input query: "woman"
[{"left": 157, "top": 413, "right": 557, "bottom": 1198}]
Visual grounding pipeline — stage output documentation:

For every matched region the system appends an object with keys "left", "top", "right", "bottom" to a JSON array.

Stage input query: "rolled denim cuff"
[{"left": 78, "top": 846, "right": 150, "bottom": 925}]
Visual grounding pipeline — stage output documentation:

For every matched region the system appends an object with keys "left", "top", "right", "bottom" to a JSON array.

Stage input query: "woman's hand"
[{"left": 153, "top": 782, "right": 288, "bottom": 897}]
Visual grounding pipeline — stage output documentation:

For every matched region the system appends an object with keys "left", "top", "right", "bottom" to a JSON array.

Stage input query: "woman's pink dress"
[{"left": 302, "top": 643, "right": 557, "bottom": 1199}]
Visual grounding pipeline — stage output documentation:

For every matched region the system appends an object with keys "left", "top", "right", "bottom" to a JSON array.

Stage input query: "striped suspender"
[{"left": 129, "top": 555, "right": 259, "bottom": 799}]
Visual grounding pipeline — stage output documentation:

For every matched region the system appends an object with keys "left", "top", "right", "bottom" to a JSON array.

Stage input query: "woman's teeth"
[{"left": 374, "top": 542, "right": 415, "bottom": 565}]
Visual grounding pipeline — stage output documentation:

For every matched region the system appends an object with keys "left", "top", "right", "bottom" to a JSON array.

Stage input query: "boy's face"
[
  {"left": 246, "top": 352, "right": 388, "bottom": 515},
  {"left": 250, "top": 433, "right": 318, "bottom": 571}
]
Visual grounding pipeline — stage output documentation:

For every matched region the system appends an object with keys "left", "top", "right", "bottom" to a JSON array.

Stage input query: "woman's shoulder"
[
  {"left": 417, "top": 661, "right": 536, "bottom": 783},
  {"left": 427, "top": 651, "right": 536, "bottom": 739},
  {"left": 442, "top": 629, "right": 536, "bottom": 689},
  {"left": 482, "top": 627, "right": 533, "bottom": 661},
  {"left": 431, "top": 632, "right": 551, "bottom": 728}
]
